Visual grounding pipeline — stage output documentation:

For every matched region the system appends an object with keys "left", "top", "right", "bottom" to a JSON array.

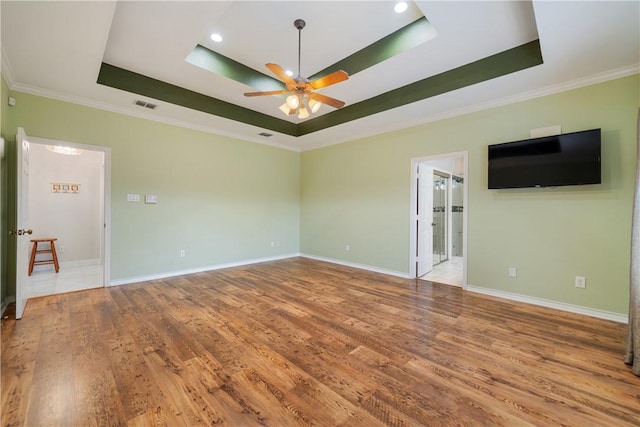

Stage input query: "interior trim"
[
  {"left": 108, "top": 253, "right": 300, "bottom": 287},
  {"left": 466, "top": 285, "right": 628, "bottom": 324},
  {"left": 97, "top": 40, "right": 543, "bottom": 137},
  {"left": 7, "top": 64, "right": 637, "bottom": 152}
]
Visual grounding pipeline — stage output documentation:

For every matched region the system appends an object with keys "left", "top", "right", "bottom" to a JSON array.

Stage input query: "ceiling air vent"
[
  {"left": 258, "top": 132, "right": 273, "bottom": 137},
  {"left": 133, "top": 99, "right": 157, "bottom": 110}
]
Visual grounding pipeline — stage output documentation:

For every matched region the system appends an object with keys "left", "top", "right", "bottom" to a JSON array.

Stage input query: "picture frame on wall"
[{"left": 51, "top": 183, "right": 80, "bottom": 193}]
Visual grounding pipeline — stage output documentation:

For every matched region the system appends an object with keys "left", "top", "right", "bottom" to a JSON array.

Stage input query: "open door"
[
  {"left": 14, "top": 128, "right": 32, "bottom": 319},
  {"left": 417, "top": 162, "right": 434, "bottom": 277}
]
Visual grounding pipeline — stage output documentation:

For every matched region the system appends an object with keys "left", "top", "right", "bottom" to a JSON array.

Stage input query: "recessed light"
[
  {"left": 210, "top": 33, "right": 223, "bottom": 42},
  {"left": 394, "top": 1, "right": 408, "bottom": 13}
]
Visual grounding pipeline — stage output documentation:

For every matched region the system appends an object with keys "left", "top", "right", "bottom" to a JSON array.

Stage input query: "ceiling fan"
[{"left": 244, "top": 19, "right": 349, "bottom": 119}]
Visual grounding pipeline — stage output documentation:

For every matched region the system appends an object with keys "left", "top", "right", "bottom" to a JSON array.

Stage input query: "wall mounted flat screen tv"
[{"left": 488, "top": 128, "right": 601, "bottom": 189}]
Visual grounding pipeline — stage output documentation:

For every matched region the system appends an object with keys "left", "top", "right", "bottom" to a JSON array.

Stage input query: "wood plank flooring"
[{"left": 2, "top": 257, "right": 639, "bottom": 426}]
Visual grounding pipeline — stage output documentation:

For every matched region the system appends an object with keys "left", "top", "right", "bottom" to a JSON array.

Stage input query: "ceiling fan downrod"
[{"left": 294, "top": 19, "right": 305, "bottom": 78}]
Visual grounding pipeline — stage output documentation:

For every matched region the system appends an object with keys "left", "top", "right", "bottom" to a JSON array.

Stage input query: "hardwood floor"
[{"left": 2, "top": 257, "right": 638, "bottom": 426}]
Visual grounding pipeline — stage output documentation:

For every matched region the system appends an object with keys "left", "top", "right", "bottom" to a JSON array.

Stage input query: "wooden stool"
[{"left": 28, "top": 238, "right": 60, "bottom": 276}]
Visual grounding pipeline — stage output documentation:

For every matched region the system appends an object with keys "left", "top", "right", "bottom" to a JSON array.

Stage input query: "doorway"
[
  {"left": 409, "top": 152, "right": 467, "bottom": 287},
  {"left": 19, "top": 134, "right": 110, "bottom": 303},
  {"left": 432, "top": 170, "right": 449, "bottom": 266}
]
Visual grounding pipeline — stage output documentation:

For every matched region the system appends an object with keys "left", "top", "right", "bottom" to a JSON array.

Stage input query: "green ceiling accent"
[
  {"left": 97, "top": 63, "right": 297, "bottom": 135},
  {"left": 186, "top": 45, "right": 284, "bottom": 92},
  {"left": 310, "top": 17, "right": 437, "bottom": 81},
  {"left": 298, "top": 40, "right": 543, "bottom": 135},
  {"left": 184, "top": 17, "right": 435, "bottom": 90},
  {"left": 97, "top": 39, "right": 542, "bottom": 138}
]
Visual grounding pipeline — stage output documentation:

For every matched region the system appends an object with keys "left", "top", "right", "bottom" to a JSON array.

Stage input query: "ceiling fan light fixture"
[
  {"left": 286, "top": 94, "right": 299, "bottom": 109},
  {"left": 298, "top": 104, "right": 310, "bottom": 119},
  {"left": 279, "top": 103, "right": 295, "bottom": 115},
  {"left": 244, "top": 18, "right": 348, "bottom": 120},
  {"left": 308, "top": 98, "right": 322, "bottom": 113}
]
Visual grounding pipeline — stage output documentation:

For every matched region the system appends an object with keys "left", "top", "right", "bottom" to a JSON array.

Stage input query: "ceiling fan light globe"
[
  {"left": 286, "top": 95, "right": 299, "bottom": 109},
  {"left": 308, "top": 98, "right": 322, "bottom": 113},
  {"left": 298, "top": 105, "right": 310, "bottom": 119},
  {"left": 279, "top": 103, "right": 293, "bottom": 115}
]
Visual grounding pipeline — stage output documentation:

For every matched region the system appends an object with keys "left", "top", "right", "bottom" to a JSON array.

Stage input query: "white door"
[
  {"left": 15, "top": 128, "right": 32, "bottom": 319},
  {"left": 417, "top": 163, "right": 434, "bottom": 277}
]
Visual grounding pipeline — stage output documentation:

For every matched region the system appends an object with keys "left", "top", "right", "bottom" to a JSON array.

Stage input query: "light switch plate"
[
  {"left": 145, "top": 194, "right": 158, "bottom": 204},
  {"left": 127, "top": 194, "right": 140, "bottom": 202}
]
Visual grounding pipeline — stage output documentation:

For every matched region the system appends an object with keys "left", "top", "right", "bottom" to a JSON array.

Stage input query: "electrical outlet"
[
  {"left": 508, "top": 267, "right": 517, "bottom": 277},
  {"left": 179, "top": 250, "right": 185, "bottom": 258},
  {"left": 345, "top": 244, "right": 350, "bottom": 251},
  {"left": 59, "top": 245, "right": 65, "bottom": 253},
  {"left": 575, "top": 276, "right": 586, "bottom": 289},
  {"left": 270, "top": 241, "right": 275, "bottom": 248}
]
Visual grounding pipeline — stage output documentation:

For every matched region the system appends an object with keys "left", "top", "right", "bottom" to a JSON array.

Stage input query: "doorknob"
[{"left": 9, "top": 229, "right": 33, "bottom": 236}]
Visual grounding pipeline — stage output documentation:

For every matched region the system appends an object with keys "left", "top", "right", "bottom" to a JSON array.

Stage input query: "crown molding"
[
  {"left": 1, "top": 46, "right": 17, "bottom": 88},
  {"left": 3, "top": 59, "right": 638, "bottom": 154},
  {"left": 5, "top": 80, "right": 302, "bottom": 152},
  {"left": 300, "top": 63, "right": 640, "bottom": 152}
]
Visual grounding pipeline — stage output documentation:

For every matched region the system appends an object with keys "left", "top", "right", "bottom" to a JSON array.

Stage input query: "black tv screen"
[{"left": 488, "top": 129, "right": 601, "bottom": 189}]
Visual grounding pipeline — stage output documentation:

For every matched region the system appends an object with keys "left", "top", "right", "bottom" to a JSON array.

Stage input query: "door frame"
[
  {"left": 409, "top": 151, "right": 468, "bottom": 287},
  {"left": 20, "top": 134, "right": 111, "bottom": 294}
]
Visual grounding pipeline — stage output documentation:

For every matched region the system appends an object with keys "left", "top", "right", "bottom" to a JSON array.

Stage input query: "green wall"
[
  {"left": 301, "top": 74, "right": 639, "bottom": 315},
  {"left": 4, "top": 91, "right": 300, "bottom": 283},
  {"left": 3, "top": 73, "right": 637, "bottom": 317}
]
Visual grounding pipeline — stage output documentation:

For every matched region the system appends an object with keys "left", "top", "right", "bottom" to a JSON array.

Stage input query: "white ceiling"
[{"left": 1, "top": 1, "right": 638, "bottom": 151}]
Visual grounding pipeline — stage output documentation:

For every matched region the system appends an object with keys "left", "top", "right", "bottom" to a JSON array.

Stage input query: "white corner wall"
[{"left": 28, "top": 143, "right": 103, "bottom": 264}]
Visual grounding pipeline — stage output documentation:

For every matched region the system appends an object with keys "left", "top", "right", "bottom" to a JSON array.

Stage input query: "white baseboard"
[
  {"left": 1, "top": 296, "right": 16, "bottom": 316},
  {"left": 465, "top": 285, "right": 628, "bottom": 324},
  {"left": 108, "top": 253, "right": 300, "bottom": 287},
  {"left": 298, "top": 255, "right": 627, "bottom": 323},
  {"left": 299, "top": 253, "right": 410, "bottom": 279},
  {"left": 107, "top": 253, "right": 627, "bottom": 324}
]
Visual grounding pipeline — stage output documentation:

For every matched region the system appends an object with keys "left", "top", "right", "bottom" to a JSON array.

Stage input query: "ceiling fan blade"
[
  {"left": 309, "top": 70, "right": 349, "bottom": 90},
  {"left": 309, "top": 92, "right": 345, "bottom": 109},
  {"left": 244, "top": 90, "right": 289, "bottom": 97},
  {"left": 265, "top": 63, "right": 296, "bottom": 85}
]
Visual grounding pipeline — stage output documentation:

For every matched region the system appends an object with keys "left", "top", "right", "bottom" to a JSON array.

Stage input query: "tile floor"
[
  {"left": 420, "top": 256, "right": 463, "bottom": 286},
  {"left": 27, "top": 263, "right": 105, "bottom": 298}
]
